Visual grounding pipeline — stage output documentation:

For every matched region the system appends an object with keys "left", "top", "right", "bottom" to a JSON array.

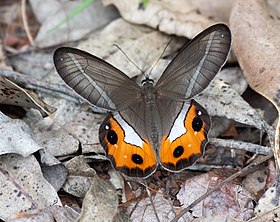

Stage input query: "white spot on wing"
[
  {"left": 168, "top": 103, "right": 191, "bottom": 142},
  {"left": 114, "top": 113, "right": 143, "bottom": 147}
]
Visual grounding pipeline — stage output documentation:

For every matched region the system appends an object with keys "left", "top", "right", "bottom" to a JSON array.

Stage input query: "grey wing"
[
  {"left": 53, "top": 47, "right": 142, "bottom": 111},
  {"left": 156, "top": 24, "right": 231, "bottom": 100}
]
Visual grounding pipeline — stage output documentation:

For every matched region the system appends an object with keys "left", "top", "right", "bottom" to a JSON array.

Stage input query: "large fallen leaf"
[
  {"left": 230, "top": 0, "right": 280, "bottom": 171},
  {"left": 0, "top": 111, "right": 41, "bottom": 156},
  {"left": 0, "top": 154, "right": 61, "bottom": 221},
  {"left": 103, "top": 0, "right": 234, "bottom": 38}
]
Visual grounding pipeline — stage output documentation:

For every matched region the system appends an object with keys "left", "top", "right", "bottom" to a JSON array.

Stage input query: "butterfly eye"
[
  {"left": 192, "top": 116, "right": 203, "bottom": 132},
  {"left": 107, "top": 130, "right": 118, "bottom": 145},
  {"left": 132, "top": 154, "right": 143, "bottom": 164},
  {"left": 173, "top": 146, "right": 184, "bottom": 158}
]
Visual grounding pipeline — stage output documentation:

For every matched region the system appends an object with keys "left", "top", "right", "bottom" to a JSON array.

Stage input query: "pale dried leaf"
[
  {"left": 35, "top": 128, "right": 79, "bottom": 156},
  {"left": 249, "top": 205, "right": 280, "bottom": 222},
  {"left": 0, "top": 154, "right": 61, "bottom": 221},
  {"left": 242, "top": 169, "right": 267, "bottom": 195},
  {"left": 63, "top": 156, "right": 96, "bottom": 198},
  {"left": 195, "top": 79, "right": 271, "bottom": 133},
  {"left": 7, "top": 205, "right": 79, "bottom": 222},
  {"left": 32, "top": 0, "right": 119, "bottom": 47},
  {"left": 103, "top": 0, "right": 233, "bottom": 38},
  {"left": 0, "top": 76, "right": 56, "bottom": 117},
  {"left": 65, "top": 111, "right": 104, "bottom": 154},
  {"left": 78, "top": 18, "right": 177, "bottom": 81},
  {"left": 0, "top": 111, "right": 41, "bottom": 156},
  {"left": 77, "top": 175, "right": 118, "bottom": 222},
  {"left": 255, "top": 185, "right": 280, "bottom": 216}
]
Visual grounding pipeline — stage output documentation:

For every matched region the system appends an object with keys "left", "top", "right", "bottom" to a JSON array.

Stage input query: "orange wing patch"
[
  {"left": 160, "top": 100, "right": 210, "bottom": 172},
  {"left": 99, "top": 114, "right": 157, "bottom": 178}
]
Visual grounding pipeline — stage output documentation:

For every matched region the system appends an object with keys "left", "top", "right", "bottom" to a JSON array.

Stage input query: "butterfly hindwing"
[
  {"left": 99, "top": 112, "right": 157, "bottom": 178},
  {"left": 159, "top": 100, "right": 210, "bottom": 171}
]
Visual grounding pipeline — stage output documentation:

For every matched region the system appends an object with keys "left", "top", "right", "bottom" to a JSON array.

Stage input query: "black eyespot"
[
  {"left": 107, "top": 130, "right": 118, "bottom": 144},
  {"left": 192, "top": 116, "right": 203, "bottom": 132},
  {"left": 173, "top": 146, "right": 184, "bottom": 158},
  {"left": 132, "top": 154, "right": 143, "bottom": 164}
]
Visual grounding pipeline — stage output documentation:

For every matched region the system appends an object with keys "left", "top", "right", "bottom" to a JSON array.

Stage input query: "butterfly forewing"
[
  {"left": 156, "top": 24, "right": 231, "bottom": 100},
  {"left": 53, "top": 47, "right": 142, "bottom": 111}
]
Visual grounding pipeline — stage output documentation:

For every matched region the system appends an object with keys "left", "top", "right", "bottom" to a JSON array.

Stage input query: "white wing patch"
[
  {"left": 114, "top": 113, "right": 144, "bottom": 147},
  {"left": 168, "top": 103, "right": 191, "bottom": 142}
]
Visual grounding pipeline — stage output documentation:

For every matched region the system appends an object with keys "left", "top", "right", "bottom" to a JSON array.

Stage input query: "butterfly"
[{"left": 53, "top": 24, "right": 231, "bottom": 178}]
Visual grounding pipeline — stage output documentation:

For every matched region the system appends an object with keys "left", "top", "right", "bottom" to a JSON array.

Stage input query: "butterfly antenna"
[
  {"left": 113, "top": 44, "right": 145, "bottom": 76},
  {"left": 147, "top": 38, "right": 173, "bottom": 77}
]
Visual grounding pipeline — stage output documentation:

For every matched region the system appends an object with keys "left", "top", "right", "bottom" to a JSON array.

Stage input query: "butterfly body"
[{"left": 54, "top": 24, "right": 231, "bottom": 178}]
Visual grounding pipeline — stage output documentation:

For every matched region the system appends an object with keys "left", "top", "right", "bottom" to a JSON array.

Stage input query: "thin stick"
[
  {"left": 209, "top": 138, "right": 272, "bottom": 155},
  {"left": 21, "top": 0, "right": 35, "bottom": 46}
]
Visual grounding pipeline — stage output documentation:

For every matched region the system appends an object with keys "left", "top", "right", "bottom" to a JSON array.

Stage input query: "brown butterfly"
[{"left": 53, "top": 24, "right": 231, "bottom": 178}]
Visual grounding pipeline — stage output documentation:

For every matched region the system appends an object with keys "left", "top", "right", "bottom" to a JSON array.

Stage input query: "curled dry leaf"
[
  {"left": 0, "top": 154, "right": 61, "bottom": 221},
  {"left": 230, "top": 0, "right": 280, "bottom": 167},
  {"left": 0, "top": 76, "right": 56, "bottom": 117},
  {"left": 0, "top": 111, "right": 41, "bottom": 156},
  {"left": 103, "top": 0, "right": 233, "bottom": 38}
]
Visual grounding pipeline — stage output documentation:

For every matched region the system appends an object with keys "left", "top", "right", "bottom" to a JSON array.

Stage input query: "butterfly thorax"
[{"left": 141, "top": 79, "right": 162, "bottom": 152}]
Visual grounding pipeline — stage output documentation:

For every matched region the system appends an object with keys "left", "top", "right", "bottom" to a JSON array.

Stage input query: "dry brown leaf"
[
  {"left": 177, "top": 169, "right": 254, "bottom": 220},
  {"left": 230, "top": 0, "right": 280, "bottom": 171}
]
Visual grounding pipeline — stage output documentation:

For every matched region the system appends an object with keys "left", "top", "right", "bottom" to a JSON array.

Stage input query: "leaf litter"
[{"left": 0, "top": 0, "right": 279, "bottom": 221}]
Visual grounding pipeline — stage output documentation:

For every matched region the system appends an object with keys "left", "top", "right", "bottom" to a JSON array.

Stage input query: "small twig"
[
  {"left": 209, "top": 138, "right": 272, "bottom": 155},
  {"left": 171, "top": 153, "right": 273, "bottom": 222},
  {"left": 21, "top": 0, "right": 35, "bottom": 46}
]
